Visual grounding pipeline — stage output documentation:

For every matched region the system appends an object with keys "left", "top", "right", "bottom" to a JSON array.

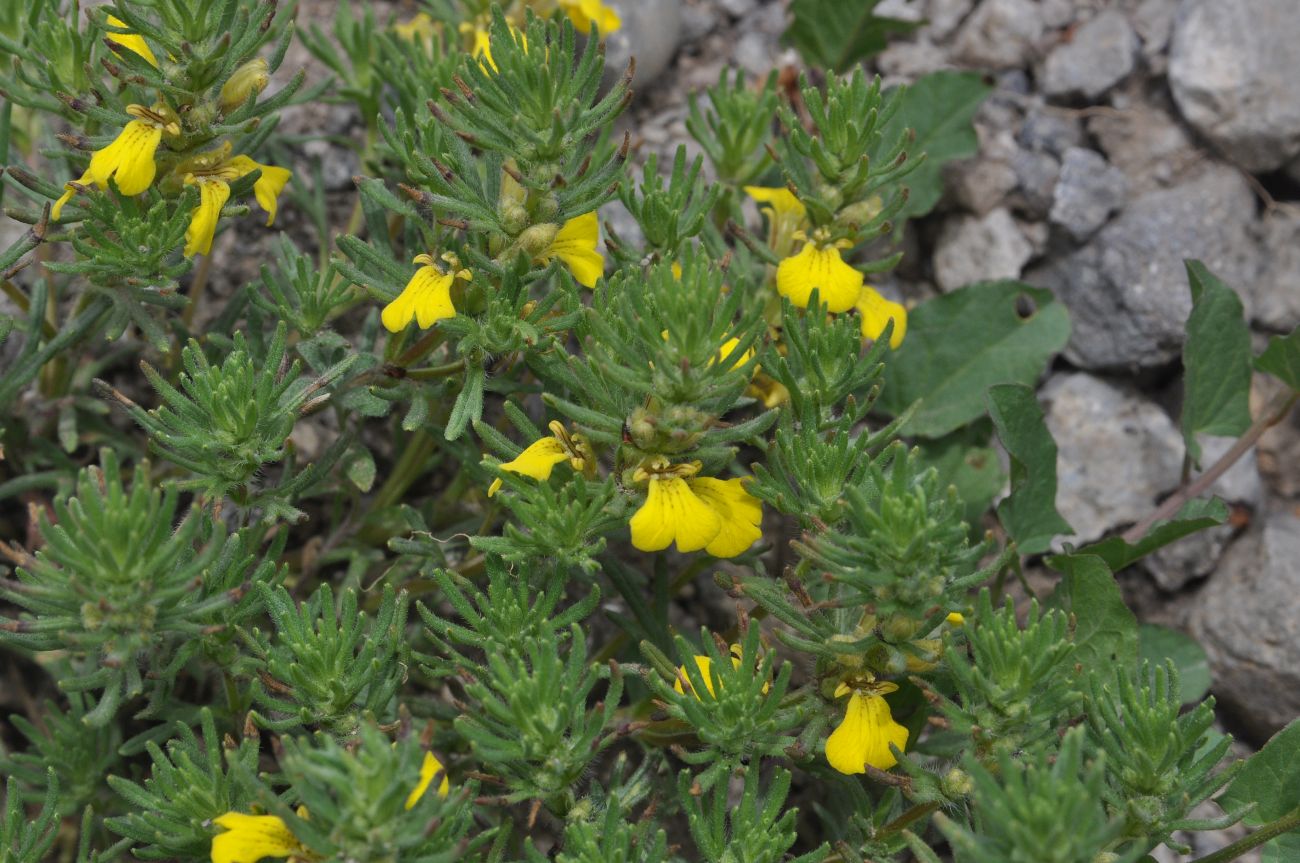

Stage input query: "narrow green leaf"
[
  {"left": 1046, "top": 554, "right": 1138, "bottom": 670},
  {"left": 1181, "top": 261, "right": 1253, "bottom": 463},
  {"left": 878, "top": 71, "right": 992, "bottom": 224},
  {"left": 1077, "top": 498, "right": 1229, "bottom": 572},
  {"left": 1220, "top": 718, "right": 1300, "bottom": 824},
  {"left": 1255, "top": 325, "right": 1300, "bottom": 392},
  {"left": 445, "top": 364, "right": 485, "bottom": 441},
  {"left": 880, "top": 281, "right": 1071, "bottom": 437},
  {"left": 987, "top": 383, "right": 1072, "bottom": 554},
  {"left": 782, "top": 0, "right": 918, "bottom": 73},
  {"left": 1137, "top": 624, "right": 1211, "bottom": 704}
]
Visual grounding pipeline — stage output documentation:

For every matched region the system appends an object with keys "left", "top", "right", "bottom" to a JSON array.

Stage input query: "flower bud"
[
  {"left": 940, "top": 768, "right": 973, "bottom": 799},
  {"left": 220, "top": 58, "right": 270, "bottom": 112},
  {"left": 518, "top": 222, "right": 559, "bottom": 256},
  {"left": 500, "top": 202, "right": 529, "bottom": 234},
  {"left": 880, "top": 614, "right": 920, "bottom": 643}
]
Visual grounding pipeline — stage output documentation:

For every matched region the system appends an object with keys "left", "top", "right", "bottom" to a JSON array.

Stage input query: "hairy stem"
[{"left": 1122, "top": 388, "right": 1299, "bottom": 544}]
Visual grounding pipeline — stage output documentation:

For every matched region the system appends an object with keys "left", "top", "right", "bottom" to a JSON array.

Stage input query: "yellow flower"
[
  {"left": 461, "top": 20, "right": 528, "bottom": 72},
  {"left": 381, "top": 254, "right": 472, "bottom": 333},
  {"left": 52, "top": 104, "right": 179, "bottom": 220},
  {"left": 210, "top": 812, "right": 305, "bottom": 863},
  {"left": 106, "top": 15, "right": 158, "bottom": 67},
  {"left": 747, "top": 373, "right": 790, "bottom": 408},
  {"left": 180, "top": 145, "right": 292, "bottom": 257},
  {"left": 825, "top": 681, "right": 909, "bottom": 774},
  {"left": 395, "top": 11, "right": 438, "bottom": 41},
  {"left": 675, "top": 645, "right": 769, "bottom": 698},
  {"left": 744, "top": 185, "right": 806, "bottom": 222},
  {"left": 856, "top": 286, "right": 907, "bottom": 349},
  {"left": 487, "top": 422, "right": 590, "bottom": 497},
  {"left": 220, "top": 58, "right": 271, "bottom": 112},
  {"left": 946, "top": 611, "right": 965, "bottom": 626},
  {"left": 776, "top": 240, "right": 863, "bottom": 314},
  {"left": 558, "top": 0, "right": 622, "bottom": 35},
  {"left": 405, "top": 751, "right": 450, "bottom": 808},
  {"left": 629, "top": 460, "right": 762, "bottom": 558},
  {"left": 716, "top": 337, "right": 756, "bottom": 372},
  {"left": 539, "top": 212, "right": 605, "bottom": 288}
]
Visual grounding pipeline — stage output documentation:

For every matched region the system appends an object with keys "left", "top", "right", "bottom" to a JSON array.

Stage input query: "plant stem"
[
  {"left": 1121, "top": 388, "right": 1299, "bottom": 544},
  {"left": 1189, "top": 805, "right": 1300, "bottom": 863}
]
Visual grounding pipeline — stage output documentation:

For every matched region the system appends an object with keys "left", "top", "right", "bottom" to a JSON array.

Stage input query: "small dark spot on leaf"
[{"left": 1014, "top": 293, "right": 1037, "bottom": 320}]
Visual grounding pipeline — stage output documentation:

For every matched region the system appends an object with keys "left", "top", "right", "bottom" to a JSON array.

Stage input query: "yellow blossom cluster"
[
  {"left": 53, "top": 19, "right": 289, "bottom": 260},
  {"left": 745, "top": 186, "right": 908, "bottom": 349}
]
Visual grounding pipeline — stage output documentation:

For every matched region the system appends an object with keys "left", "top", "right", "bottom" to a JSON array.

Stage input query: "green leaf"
[
  {"left": 346, "top": 446, "right": 376, "bottom": 493},
  {"left": 1137, "top": 624, "right": 1211, "bottom": 704},
  {"left": 1220, "top": 718, "right": 1300, "bottom": 826},
  {"left": 880, "top": 281, "right": 1071, "bottom": 437},
  {"left": 878, "top": 71, "right": 992, "bottom": 224},
  {"left": 1077, "top": 498, "right": 1229, "bottom": 572},
  {"left": 1256, "top": 325, "right": 1300, "bottom": 391},
  {"left": 1046, "top": 554, "right": 1138, "bottom": 670},
  {"left": 913, "top": 421, "right": 1006, "bottom": 536},
  {"left": 1181, "top": 261, "right": 1253, "bottom": 463},
  {"left": 782, "top": 0, "right": 918, "bottom": 73},
  {"left": 987, "top": 383, "right": 1072, "bottom": 554},
  {"left": 1263, "top": 833, "right": 1300, "bottom": 863}
]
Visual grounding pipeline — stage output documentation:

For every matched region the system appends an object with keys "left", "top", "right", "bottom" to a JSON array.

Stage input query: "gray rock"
[
  {"left": 1042, "top": 372, "right": 1183, "bottom": 545},
  {"left": 733, "top": 30, "right": 776, "bottom": 77},
  {"left": 1019, "top": 107, "right": 1087, "bottom": 157},
  {"left": 1145, "top": 436, "right": 1261, "bottom": 592},
  {"left": 877, "top": 37, "right": 952, "bottom": 84},
  {"left": 717, "top": 0, "right": 758, "bottom": 17},
  {"left": 679, "top": 3, "right": 719, "bottom": 42},
  {"left": 875, "top": 0, "right": 926, "bottom": 23},
  {"left": 1049, "top": 147, "right": 1128, "bottom": 242},
  {"left": 1191, "top": 513, "right": 1300, "bottom": 739},
  {"left": 1169, "top": 0, "right": 1300, "bottom": 172},
  {"left": 1009, "top": 148, "right": 1060, "bottom": 219},
  {"left": 925, "top": 0, "right": 975, "bottom": 40},
  {"left": 952, "top": 0, "right": 1044, "bottom": 70},
  {"left": 604, "top": 0, "right": 682, "bottom": 88},
  {"left": 1027, "top": 165, "right": 1258, "bottom": 371},
  {"left": 946, "top": 156, "right": 1018, "bottom": 215},
  {"left": 1042, "top": 10, "right": 1138, "bottom": 100},
  {"left": 1086, "top": 94, "right": 1198, "bottom": 195},
  {"left": 933, "top": 208, "right": 1034, "bottom": 291},
  {"left": 1130, "top": 0, "right": 1177, "bottom": 58},
  {"left": 1250, "top": 209, "right": 1300, "bottom": 332}
]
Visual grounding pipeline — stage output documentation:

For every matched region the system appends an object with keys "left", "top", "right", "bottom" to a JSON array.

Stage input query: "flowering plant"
[{"left": 2, "top": 2, "right": 1300, "bottom": 862}]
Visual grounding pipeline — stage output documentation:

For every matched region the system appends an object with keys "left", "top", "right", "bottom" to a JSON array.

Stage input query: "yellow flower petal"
[
  {"left": 558, "top": 0, "right": 622, "bottom": 34},
  {"left": 747, "top": 374, "right": 790, "bottom": 408},
  {"left": 52, "top": 169, "right": 92, "bottom": 221},
  {"left": 106, "top": 15, "right": 158, "bottom": 67},
  {"left": 687, "top": 477, "right": 762, "bottom": 558},
  {"left": 405, "top": 751, "right": 450, "bottom": 808},
  {"left": 86, "top": 119, "right": 163, "bottom": 196},
  {"left": 946, "top": 612, "right": 965, "bottom": 626},
  {"left": 542, "top": 212, "right": 604, "bottom": 288},
  {"left": 488, "top": 437, "right": 569, "bottom": 497},
  {"left": 674, "top": 654, "right": 723, "bottom": 698},
  {"left": 629, "top": 476, "right": 721, "bottom": 553},
  {"left": 743, "top": 185, "right": 806, "bottom": 220},
  {"left": 183, "top": 177, "right": 232, "bottom": 258},
  {"left": 395, "top": 12, "right": 438, "bottom": 42},
  {"left": 825, "top": 692, "right": 909, "bottom": 774},
  {"left": 382, "top": 265, "right": 457, "bottom": 332},
  {"left": 211, "top": 813, "right": 303, "bottom": 863},
  {"left": 775, "top": 242, "right": 863, "bottom": 314},
  {"left": 222, "top": 155, "right": 291, "bottom": 226},
  {"left": 856, "top": 286, "right": 907, "bottom": 349},
  {"left": 716, "top": 337, "right": 756, "bottom": 372}
]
